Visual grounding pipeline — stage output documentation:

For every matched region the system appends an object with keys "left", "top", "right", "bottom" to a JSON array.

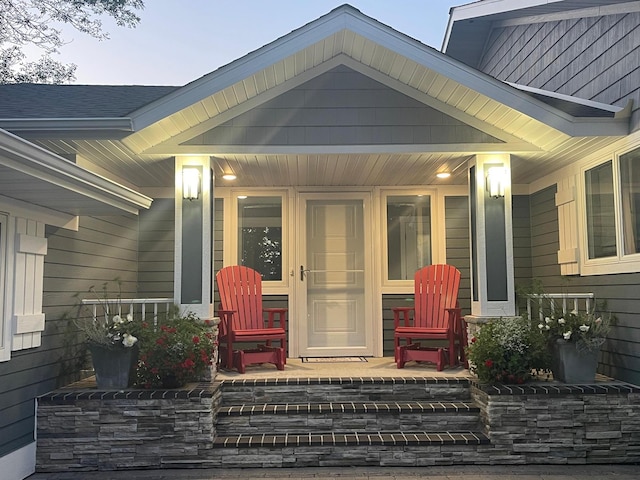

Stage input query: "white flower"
[
  {"left": 126, "top": 313, "right": 134, "bottom": 322},
  {"left": 545, "top": 317, "right": 552, "bottom": 324},
  {"left": 545, "top": 325, "right": 550, "bottom": 330},
  {"left": 122, "top": 333, "right": 138, "bottom": 347},
  {"left": 538, "top": 323, "right": 544, "bottom": 330},
  {"left": 570, "top": 309, "right": 578, "bottom": 316},
  {"left": 563, "top": 330, "right": 572, "bottom": 340},
  {"left": 595, "top": 317, "right": 602, "bottom": 324},
  {"left": 112, "top": 314, "right": 123, "bottom": 324},
  {"left": 558, "top": 318, "right": 566, "bottom": 325},
  {"left": 579, "top": 324, "right": 590, "bottom": 332}
]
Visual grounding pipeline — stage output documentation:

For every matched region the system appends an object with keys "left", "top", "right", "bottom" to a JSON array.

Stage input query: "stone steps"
[
  {"left": 212, "top": 377, "right": 491, "bottom": 467},
  {"left": 216, "top": 401, "right": 481, "bottom": 434}
]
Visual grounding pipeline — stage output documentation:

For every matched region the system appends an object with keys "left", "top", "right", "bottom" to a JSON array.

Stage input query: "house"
[{"left": 0, "top": 0, "right": 638, "bottom": 477}]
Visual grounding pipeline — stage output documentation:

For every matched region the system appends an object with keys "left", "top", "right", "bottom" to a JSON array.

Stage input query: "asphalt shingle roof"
[{"left": 0, "top": 84, "right": 179, "bottom": 118}]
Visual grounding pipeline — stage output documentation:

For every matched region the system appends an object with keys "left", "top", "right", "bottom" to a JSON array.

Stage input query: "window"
[
  {"left": 385, "top": 194, "right": 432, "bottom": 281},
  {"left": 620, "top": 148, "right": 640, "bottom": 255},
  {"left": 581, "top": 145, "right": 640, "bottom": 274},
  {"left": 237, "top": 196, "right": 282, "bottom": 281},
  {"left": 585, "top": 161, "right": 616, "bottom": 259}
]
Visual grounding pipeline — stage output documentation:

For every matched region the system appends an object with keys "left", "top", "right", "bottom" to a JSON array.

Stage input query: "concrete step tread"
[
  {"left": 218, "top": 401, "right": 479, "bottom": 416},
  {"left": 213, "top": 431, "right": 490, "bottom": 448}
]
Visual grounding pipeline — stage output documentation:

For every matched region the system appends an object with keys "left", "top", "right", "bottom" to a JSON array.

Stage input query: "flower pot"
[
  {"left": 89, "top": 343, "right": 139, "bottom": 389},
  {"left": 551, "top": 340, "right": 599, "bottom": 383}
]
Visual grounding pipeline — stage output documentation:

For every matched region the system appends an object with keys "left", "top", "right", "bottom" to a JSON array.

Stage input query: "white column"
[
  {"left": 468, "top": 154, "right": 515, "bottom": 317},
  {"left": 174, "top": 156, "right": 214, "bottom": 319}
]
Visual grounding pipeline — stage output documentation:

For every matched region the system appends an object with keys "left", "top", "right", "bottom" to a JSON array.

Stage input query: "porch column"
[
  {"left": 174, "top": 156, "right": 214, "bottom": 319},
  {"left": 467, "top": 154, "right": 515, "bottom": 317}
]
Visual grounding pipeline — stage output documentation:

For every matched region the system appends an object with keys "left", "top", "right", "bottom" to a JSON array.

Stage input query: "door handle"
[{"left": 300, "top": 265, "right": 305, "bottom": 281}]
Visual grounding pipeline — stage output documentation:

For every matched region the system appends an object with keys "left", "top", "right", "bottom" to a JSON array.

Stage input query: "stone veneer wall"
[
  {"left": 36, "top": 379, "right": 640, "bottom": 471},
  {"left": 471, "top": 382, "right": 640, "bottom": 464},
  {"left": 36, "top": 384, "right": 220, "bottom": 471}
]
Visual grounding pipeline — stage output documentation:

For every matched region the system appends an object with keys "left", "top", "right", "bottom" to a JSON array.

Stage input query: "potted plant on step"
[
  {"left": 76, "top": 281, "right": 144, "bottom": 389},
  {"left": 538, "top": 308, "right": 612, "bottom": 383},
  {"left": 466, "top": 316, "right": 547, "bottom": 384}
]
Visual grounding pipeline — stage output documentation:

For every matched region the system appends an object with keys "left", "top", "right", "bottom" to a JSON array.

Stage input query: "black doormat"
[{"left": 301, "top": 356, "right": 368, "bottom": 363}]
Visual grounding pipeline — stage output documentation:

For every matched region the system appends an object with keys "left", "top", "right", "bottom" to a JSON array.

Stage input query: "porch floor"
[{"left": 216, "top": 356, "right": 472, "bottom": 381}]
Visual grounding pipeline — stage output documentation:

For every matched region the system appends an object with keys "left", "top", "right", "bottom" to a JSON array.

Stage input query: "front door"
[{"left": 297, "top": 193, "right": 374, "bottom": 357}]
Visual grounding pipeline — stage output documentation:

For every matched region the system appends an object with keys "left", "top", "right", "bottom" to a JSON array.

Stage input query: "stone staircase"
[{"left": 212, "top": 377, "right": 490, "bottom": 467}]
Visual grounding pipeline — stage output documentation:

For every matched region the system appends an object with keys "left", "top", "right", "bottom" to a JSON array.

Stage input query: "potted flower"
[
  {"left": 538, "top": 309, "right": 612, "bottom": 383},
  {"left": 466, "top": 316, "right": 547, "bottom": 384},
  {"left": 136, "top": 307, "right": 218, "bottom": 389},
  {"left": 75, "top": 281, "right": 144, "bottom": 389}
]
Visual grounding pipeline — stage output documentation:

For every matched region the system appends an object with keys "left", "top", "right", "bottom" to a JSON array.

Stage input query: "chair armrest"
[
  {"left": 264, "top": 308, "right": 287, "bottom": 329},
  {"left": 216, "top": 309, "right": 235, "bottom": 335},
  {"left": 392, "top": 306, "right": 414, "bottom": 328},
  {"left": 445, "top": 307, "right": 462, "bottom": 333}
]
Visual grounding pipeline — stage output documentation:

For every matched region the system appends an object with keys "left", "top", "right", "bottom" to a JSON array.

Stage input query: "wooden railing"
[
  {"left": 525, "top": 293, "right": 595, "bottom": 322},
  {"left": 81, "top": 297, "right": 174, "bottom": 328}
]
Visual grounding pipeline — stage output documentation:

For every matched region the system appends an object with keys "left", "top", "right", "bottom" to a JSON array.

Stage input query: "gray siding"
[
  {"left": 513, "top": 195, "right": 533, "bottom": 293},
  {"left": 138, "top": 198, "right": 175, "bottom": 297},
  {"left": 0, "top": 214, "right": 138, "bottom": 458},
  {"left": 479, "top": 13, "right": 640, "bottom": 130},
  {"left": 186, "top": 65, "right": 501, "bottom": 147},
  {"left": 528, "top": 186, "right": 640, "bottom": 385}
]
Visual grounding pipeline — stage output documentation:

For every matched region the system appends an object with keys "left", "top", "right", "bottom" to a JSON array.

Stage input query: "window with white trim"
[{"left": 581, "top": 145, "right": 640, "bottom": 274}]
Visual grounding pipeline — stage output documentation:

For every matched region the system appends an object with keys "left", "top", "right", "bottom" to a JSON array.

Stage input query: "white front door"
[{"left": 297, "top": 193, "right": 374, "bottom": 357}]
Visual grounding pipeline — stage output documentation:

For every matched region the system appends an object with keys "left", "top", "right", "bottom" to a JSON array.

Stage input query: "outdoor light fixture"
[
  {"left": 222, "top": 173, "right": 237, "bottom": 181},
  {"left": 486, "top": 166, "right": 506, "bottom": 198},
  {"left": 182, "top": 167, "right": 201, "bottom": 200},
  {"left": 436, "top": 172, "right": 451, "bottom": 179}
]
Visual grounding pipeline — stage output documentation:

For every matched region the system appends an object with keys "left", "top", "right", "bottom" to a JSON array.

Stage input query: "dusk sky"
[{"left": 47, "top": 0, "right": 463, "bottom": 85}]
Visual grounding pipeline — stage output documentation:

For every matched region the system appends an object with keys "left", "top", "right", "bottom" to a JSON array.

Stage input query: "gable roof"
[{"left": 0, "top": 4, "right": 630, "bottom": 189}]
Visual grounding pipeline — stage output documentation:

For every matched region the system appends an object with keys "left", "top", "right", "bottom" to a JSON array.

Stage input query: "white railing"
[
  {"left": 525, "top": 293, "right": 595, "bottom": 322},
  {"left": 81, "top": 297, "right": 174, "bottom": 328}
]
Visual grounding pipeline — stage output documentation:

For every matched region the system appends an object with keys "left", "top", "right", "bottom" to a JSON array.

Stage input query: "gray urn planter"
[{"left": 551, "top": 339, "right": 599, "bottom": 383}]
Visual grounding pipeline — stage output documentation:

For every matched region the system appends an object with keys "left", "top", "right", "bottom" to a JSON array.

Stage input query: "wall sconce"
[
  {"left": 182, "top": 167, "right": 201, "bottom": 200},
  {"left": 486, "top": 166, "right": 506, "bottom": 198}
]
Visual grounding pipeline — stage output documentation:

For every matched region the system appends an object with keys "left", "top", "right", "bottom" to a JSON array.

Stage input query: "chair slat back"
[
  {"left": 414, "top": 264, "right": 461, "bottom": 329},
  {"left": 216, "top": 266, "right": 263, "bottom": 331}
]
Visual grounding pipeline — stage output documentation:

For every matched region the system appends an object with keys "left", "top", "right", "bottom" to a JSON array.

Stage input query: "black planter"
[
  {"left": 89, "top": 343, "right": 139, "bottom": 389},
  {"left": 551, "top": 340, "right": 599, "bottom": 383}
]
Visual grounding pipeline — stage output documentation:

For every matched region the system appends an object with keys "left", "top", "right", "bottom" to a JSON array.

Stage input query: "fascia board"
[
  {"left": 0, "top": 118, "right": 133, "bottom": 132},
  {"left": 0, "top": 194, "right": 79, "bottom": 231},
  {"left": 449, "top": 0, "right": 565, "bottom": 22},
  {"left": 0, "top": 129, "right": 152, "bottom": 214}
]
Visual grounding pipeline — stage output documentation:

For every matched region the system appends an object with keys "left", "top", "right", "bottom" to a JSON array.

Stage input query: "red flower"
[
  {"left": 484, "top": 359, "right": 494, "bottom": 368},
  {"left": 192, "top": 335, "right": 200, "bottom": 344},
  {"left": 471, "top": 337, "right": 477, "bottom": 343},
  {"left": 182, "top": 358, "right": 195, "bottom": 369}
]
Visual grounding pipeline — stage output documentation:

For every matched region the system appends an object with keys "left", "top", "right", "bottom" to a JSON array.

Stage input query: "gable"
[{"left": 182, "top": 66, "right": 502, "bottom": 147}]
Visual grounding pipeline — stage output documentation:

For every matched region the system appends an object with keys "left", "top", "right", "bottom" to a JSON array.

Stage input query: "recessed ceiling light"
[
  {"left": 237, "top": 195, "right": 248, "bottom": 200},
  {"left": 222, "top": 173, "right": 237, "bottom": 181},
  {"left": 436, "top": 172, "right": 451, "bottom": 179}
]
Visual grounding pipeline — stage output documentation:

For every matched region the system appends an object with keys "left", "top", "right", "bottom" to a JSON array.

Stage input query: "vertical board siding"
[
  {"left": 479, "top": 12, "right": 640, "bottom": 130},
  {"left": 0, "top": 214, "right": 139, "bottom": 458},
  {"left": 528, "top": 186, "right": 640, "bottom": 385},
  {"left": 138, "top": 198, "right": 175, "bottom": 297}
]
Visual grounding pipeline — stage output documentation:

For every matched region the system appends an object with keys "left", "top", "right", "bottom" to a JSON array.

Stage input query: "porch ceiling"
[{"left": 6, "top": 5, "right": 628, "bottom": 191}]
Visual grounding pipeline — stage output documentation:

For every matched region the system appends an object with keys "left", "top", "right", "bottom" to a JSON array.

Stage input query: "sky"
[{"left": 47, "top": 0, "right": 462, "bottom": 86}]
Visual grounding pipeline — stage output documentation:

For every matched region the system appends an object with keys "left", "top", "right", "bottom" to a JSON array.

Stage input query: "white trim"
[
  {"left": 0, "top": 195, "right": 78, "bottom": 231},
  {"left": 0, "top": 213, "right": 8, "bottom": 361},
  {"left": 0, "top": 441, "right": 36, "bottom": 480}
]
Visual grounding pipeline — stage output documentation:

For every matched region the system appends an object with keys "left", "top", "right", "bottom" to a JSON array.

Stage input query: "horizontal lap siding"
[
  {"left": 480, "top": 12, "right": 640, "bottom": 131},
  {"left": 529, "top": 187, "right": 640, "bottom": 385},
  {"left": 138, "top": 198, "right": 175, "bottom": 297},
  {"left": 0, "top": 214, "right": 139, "bottom": 458}
]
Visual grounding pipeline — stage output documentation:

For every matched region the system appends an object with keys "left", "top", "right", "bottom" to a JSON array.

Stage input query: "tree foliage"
[{"left": 0, "top": 0, "right": 144, "bottom": 84}]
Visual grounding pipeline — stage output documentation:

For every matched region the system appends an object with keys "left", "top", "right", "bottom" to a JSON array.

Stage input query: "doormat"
[{"left": 302, "top": 357, "right": 368, "bottom": 363}]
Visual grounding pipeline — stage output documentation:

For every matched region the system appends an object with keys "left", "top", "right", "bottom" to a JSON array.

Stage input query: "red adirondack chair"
[
  {"left": 393, "top": 264, "right": 466, "bottom": 370},
  {"left": 215, "top": 265, "right": 287, "bottom": 373}
]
